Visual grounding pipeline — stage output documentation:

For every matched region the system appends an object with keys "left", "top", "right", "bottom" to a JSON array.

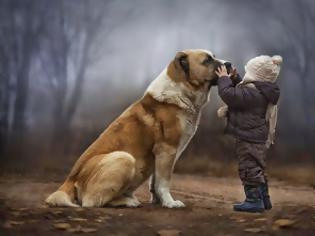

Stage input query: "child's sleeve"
[
  {"left": 217, "top": 76, "right": 256, "bottom": 109},
  {"left": 232, "top": 73, "right": 242, "bottom": 85}
]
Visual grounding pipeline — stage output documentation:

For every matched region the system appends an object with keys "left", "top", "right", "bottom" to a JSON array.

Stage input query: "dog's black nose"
[
  {"left": 224, "top": 62, "right": 232, "bottom": 67},
  {"left": 224, "top": 62, "right": 232, "bottom": 74}
]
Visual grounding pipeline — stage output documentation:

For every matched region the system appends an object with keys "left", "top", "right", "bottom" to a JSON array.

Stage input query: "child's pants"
[{"left": 235, "top": 139, "right": 267, "bottom": 186}]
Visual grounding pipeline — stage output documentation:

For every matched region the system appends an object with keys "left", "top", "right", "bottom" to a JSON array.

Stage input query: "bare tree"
[
  {"left": 268, "top": 0, "right": 315, "bottom": 144},
  {"left": 39, "top": 0, "right": 133, "bottom": 152},
  {"left": 237, "top": 0, "right": 315, "bottom": 144},
  {"left": 0, "top": 0, "right": 44, "bottom": 152}
]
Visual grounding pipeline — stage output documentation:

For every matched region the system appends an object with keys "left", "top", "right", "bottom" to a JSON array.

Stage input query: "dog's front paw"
[
  {"left": 162, "top": 200, "right": 185, "bottom": 208},
  {"left": 126, "top": 198, "right": 141, "bottom": 208}
]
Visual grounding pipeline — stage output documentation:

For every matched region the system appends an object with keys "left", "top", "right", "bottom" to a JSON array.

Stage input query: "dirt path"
[{"left": 0, "top": 174, "right": 314, "bottom": 235}]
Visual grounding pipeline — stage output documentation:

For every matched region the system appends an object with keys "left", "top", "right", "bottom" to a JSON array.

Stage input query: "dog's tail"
[{"left": 45, "top": 179, "right": 79, "bottom": 207}]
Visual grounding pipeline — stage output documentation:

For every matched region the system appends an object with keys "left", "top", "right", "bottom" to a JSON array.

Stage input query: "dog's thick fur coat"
[{"left": 46, "top": 49, "right": 222, "bottom": 208}]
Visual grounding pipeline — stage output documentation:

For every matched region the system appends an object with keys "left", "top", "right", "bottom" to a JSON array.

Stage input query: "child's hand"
[{"left": 215, "top": 65, "right": 229, "bottom": 77}]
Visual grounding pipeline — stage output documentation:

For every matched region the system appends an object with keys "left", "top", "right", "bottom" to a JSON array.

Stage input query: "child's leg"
[
  {"left": 236, "top": 140, "right": 272, "bottom": 209},
  {"left": 261, "top": 162, "right": 272, "bottom": 210},
  {"left": 234, "top": 139, "right": 266, "bottom": 212},
  {"left": 236, "top": 139, "right": 266, "bottom": 185}
]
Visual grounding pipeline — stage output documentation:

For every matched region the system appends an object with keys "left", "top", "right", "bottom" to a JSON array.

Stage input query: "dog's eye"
[{"left": 203, "top": 56, "right": 214, "bottom": 65}]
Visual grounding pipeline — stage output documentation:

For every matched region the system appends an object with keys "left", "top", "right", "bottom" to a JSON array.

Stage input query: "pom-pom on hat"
[{"left": 244, "top": 55, "right": 283, "bottom": 83}]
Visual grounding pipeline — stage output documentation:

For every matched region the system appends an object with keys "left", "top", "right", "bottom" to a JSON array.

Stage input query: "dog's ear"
[{"left": 175, "top": 51, "right": 189, "bottom": 76}]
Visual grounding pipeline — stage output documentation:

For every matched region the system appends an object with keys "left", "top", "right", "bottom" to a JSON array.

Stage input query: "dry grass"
[
  {"left": 1, "top": 134, "right": 314, "bottom": 187},
  {"left": 268, "top": 164, "right": 315, "bottom": 186},
  {"left": 175, "top": 155, "right": 315, "bottom": 187},
  {"left": 175, "top": 155, "right": 238, "bottom": 178}
]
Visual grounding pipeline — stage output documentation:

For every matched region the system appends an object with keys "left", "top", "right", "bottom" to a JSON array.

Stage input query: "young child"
[{"left": 215, "top": 55, "right": 282, "bottom": 213}]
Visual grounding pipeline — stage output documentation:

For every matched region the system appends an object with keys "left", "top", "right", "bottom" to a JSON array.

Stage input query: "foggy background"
[{"left": 0, "top": 0, "right": 314, "bottom": 180}]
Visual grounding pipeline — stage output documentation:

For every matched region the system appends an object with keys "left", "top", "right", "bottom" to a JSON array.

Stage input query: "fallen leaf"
[
  {"left": 66, "top": 226, "right": 98, "bottom": 233},
  {"left": 157, "top": 229, "right": 181, "bottom": 236},
  {"left": 11, "top": 207, "right": 28, "bottom": 211},
  {"left": 52, "top": 210, "right": 63, "bottom": 214},
  {"left": 230, "top": 216, "right": 246, "bottom": 222},
  {"left": 75, "top": 208, "right": 84, "bottom": 212},
  {"left": 53, "top": 223, "right": 71, "bottom": 230},
  {"left": 244, "top": 228, "right": 263, "bottom": 233},
  {"left": 8, "top": 220, "right": 25, "bottom": 225},
  {"left": 67, "top": 226, "right": 82, "bottom": 233},
  {"left": 237, "top": 219, "right": 246, "bottom": 223},
  {"left": 273, "top": 219, "right": 295, "bottom": 228},
  {"left": 51, "top": 210, "right": 65, "bottom": 217},
  {"left": 69, "top": 217, "right": 87, "bottom": 222},
  {"left": 95, "top": 215, "right": 110, "bottom": 223},
  {"left": 81, "top": 227, "right": 98, "bottom": 233}
]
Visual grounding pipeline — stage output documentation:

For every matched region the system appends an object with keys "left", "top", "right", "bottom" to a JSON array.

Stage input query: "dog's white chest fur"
[
  {"left": 146, "top": 68, "right": 209, "bottom": 164},
  {"left": 175, "top": 111, "right": 201, "bottom": 162}
]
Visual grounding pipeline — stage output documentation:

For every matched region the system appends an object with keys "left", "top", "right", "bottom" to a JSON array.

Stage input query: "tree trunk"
[
  {"left": 0, "top": 52, "right": 10, "bottom": 155},
  {"left": 12, "top": 49, "right": 30, "bottom": 136}
]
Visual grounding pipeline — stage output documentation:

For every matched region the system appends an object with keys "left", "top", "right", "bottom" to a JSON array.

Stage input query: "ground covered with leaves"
[{"left": 0, "top": 174, "right": 314, "bottom": 235}]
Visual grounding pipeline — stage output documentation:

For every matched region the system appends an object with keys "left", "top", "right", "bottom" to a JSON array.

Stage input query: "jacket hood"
[{"left": 253, "top": 81, "right": 280, "bottom": 105}]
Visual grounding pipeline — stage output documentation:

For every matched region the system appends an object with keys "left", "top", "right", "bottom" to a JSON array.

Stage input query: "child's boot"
[
  {"left": 233, "top": 185, "right": 265, "bottom": 213},
  {"left": 261, "top": 182, "right": 272, "bottom": 210}
]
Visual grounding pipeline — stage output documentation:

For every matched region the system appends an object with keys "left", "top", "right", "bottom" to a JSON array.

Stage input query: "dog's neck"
[{"left": 145, "top": 69, "right": 210, "bottom": 114}]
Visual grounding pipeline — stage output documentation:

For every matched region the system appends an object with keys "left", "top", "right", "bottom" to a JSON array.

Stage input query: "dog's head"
[{"left": 168, "top": 49, "right": 224, "bottom": 90}]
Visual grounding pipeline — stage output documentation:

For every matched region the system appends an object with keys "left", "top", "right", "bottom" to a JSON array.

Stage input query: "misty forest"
[
  {"left": 1, "top": 0, "right": 314, "bottom": 173},
  {"left": 0, "top": 0, "right": 314, "bottom": 235}
]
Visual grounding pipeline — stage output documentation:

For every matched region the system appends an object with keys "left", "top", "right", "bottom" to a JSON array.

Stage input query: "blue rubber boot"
[
  {"left": 261, "top": 182, "right": 272, "bottom": 210},
  {"left": 233, "top": 185, "right": 265, "bottom": 213}
]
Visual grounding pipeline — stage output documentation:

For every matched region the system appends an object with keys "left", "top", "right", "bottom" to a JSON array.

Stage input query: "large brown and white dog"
[{"left": 46, "top": 49, "right": 223, "bottom": 208}]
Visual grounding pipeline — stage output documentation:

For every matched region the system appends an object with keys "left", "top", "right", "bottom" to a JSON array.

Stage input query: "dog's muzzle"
[
  {"left": 210, "top": 61, "right": 232, "bottom": 86},
  {"left": 224, "top": 62, "right": 232, "bottom": 74}
]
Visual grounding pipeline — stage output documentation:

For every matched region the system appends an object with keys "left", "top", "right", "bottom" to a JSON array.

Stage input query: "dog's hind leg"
[
  {"left": 108, "top": 194, "right": 141, "bottom": 208},
  {"left": 80, "top": 151, "right": 136, "bottom": 207}
]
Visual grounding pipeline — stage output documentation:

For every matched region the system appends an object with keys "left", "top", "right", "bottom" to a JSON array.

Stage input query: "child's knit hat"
[{"left": 244, "top": 55, "right": 283, "bottom": 83}]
